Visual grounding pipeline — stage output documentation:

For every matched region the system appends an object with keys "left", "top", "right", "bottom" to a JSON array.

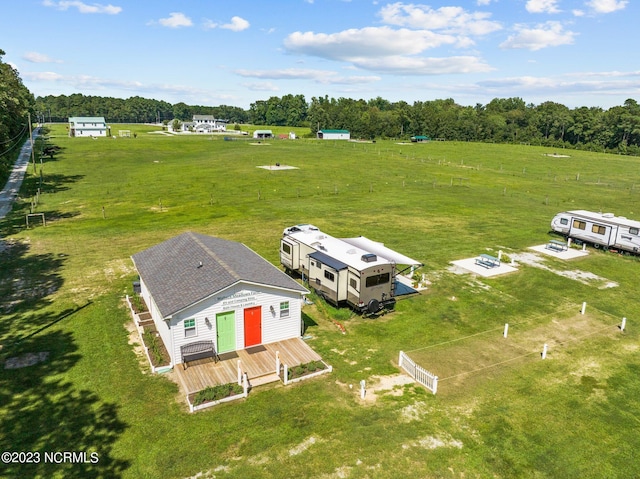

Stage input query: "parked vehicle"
[
  {"left": 281, "top": 225, "right": 422, "bottom": 314},
  {"left": 551, "top": 210, "right": 640, "bottom": 253}
]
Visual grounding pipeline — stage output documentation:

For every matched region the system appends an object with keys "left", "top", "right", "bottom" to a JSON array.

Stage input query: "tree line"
[
  {"left": 249, "top": 95, "right": 640, "bottom": 154},
  {"left": 0, "top": 49, "right": 35, "bottom": 185},
  {"left": 34, "top": 94, "right": 249, "bottom": 124},
  {"left": 24, "top": 86, "right": 640, "bottom": 156}
]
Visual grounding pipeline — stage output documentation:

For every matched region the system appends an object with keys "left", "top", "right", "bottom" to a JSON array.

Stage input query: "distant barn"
[
  {"left": 410, "top": 135, "right": 430, "bottom": 143},
  {"left": 253, "top": 129, "right": 273, "bottom": 139},
  {"left": 317, "top": 129, "right": 350, "bottom": 140}
]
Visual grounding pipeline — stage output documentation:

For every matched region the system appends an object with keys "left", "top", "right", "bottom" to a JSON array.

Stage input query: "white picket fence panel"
[{"left": 398, "top": 351, "right": 438, "bottom": 394}]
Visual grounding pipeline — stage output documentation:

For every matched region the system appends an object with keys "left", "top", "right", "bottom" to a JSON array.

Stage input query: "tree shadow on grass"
[
  {"left": 0, "top": 329, "right": 130, "bottom": 478},
  {"left": 0, "top": 241, "right": 65, "bottom": 342}
]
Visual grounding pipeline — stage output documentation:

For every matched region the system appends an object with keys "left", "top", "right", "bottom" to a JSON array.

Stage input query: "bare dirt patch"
[{"left": 4, "top": 351, "right": 49, "bottom": 369}]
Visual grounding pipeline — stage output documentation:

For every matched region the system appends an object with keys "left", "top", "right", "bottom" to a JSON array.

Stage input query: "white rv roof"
[
  {"left": 342, "top": 236, "right": 423, "bottom": 266},
  {"left": 566, "top": 210, "right": 640, "bottom": 229},
  {"left": 285, "top": 229, "right": 392, "bottom": 269}
]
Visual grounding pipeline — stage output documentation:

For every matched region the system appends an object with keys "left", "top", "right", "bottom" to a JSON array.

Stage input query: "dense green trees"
[
  {"left": 30, "top": 88, "right": 640, "bottom": 155},
  {"left": 0, "top": 49, "right": 35, "bottom": 184},
  {"left": 35, "top": 94, "right": 249, "bottom": 124}
]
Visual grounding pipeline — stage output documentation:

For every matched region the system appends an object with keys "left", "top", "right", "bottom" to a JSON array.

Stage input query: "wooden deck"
[{"left": 171, "top": 338, "right": 323, "bottom": 395}]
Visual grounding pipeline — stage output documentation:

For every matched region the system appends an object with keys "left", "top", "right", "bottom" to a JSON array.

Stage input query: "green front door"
[{"left": 216, "top": 311, "right": 236, "bottom": 353}]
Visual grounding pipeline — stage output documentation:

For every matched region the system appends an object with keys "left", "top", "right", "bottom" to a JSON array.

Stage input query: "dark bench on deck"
[
  {"left": 475, "top": 253, "right": 500, "bottom": 269},
  {"left": 181, "top": 340, "right": 219, "bottom": 369},
  {"left": 546, "top": 239, "right": 568, "bottom": 252}
]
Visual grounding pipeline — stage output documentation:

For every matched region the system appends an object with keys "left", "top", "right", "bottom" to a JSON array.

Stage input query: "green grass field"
[{"left": 1, "top": 125, "right": 639, "bottom": 478}]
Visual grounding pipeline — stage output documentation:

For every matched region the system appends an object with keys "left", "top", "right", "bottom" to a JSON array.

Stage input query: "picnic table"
[{"left": 475, "top": 253, "right": 500, "bottom": 269}]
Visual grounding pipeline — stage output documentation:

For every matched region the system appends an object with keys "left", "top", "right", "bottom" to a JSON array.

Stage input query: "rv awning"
[
  {"left": 341, "top": 236, "right": 422, "bottom": 266},
  {"left": 308, "top": 251, "right": 348, "bottom": 271}
]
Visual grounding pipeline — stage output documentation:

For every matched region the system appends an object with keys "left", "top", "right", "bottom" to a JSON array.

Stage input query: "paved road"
[{"left": 0, "top": 128, "right": 39, "bottom": 219}]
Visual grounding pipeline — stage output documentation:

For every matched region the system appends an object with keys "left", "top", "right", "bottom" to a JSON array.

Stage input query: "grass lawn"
[{"left": 1, "top": 124, "right": 639, "bottom": 478}]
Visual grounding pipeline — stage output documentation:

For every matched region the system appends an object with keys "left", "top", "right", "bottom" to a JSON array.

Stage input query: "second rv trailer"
[{"left": 551, "top": 210, "right": 640, "bottom": 253}]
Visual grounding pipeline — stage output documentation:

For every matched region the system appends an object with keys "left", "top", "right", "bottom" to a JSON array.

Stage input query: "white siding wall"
[{"left": 167, "top": 282, "right": 305, "bottom": 364}]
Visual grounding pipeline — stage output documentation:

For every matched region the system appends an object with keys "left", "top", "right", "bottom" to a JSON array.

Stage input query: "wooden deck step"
[{"left": 250, "top": 373, "right": 281, "bottom": 387}]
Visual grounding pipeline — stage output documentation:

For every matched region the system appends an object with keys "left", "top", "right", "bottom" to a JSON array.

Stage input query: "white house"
[
  {"left": 68, "top": 116, "right": 108, "bottom": 137},
  {"left": 317, "top": 129, "right": 350, "bottom": 140},
  {"left": 131, "top": 232, "right": 309, "bottom": 367},
  {"left": 192, "top": 115, "right": 227, "bottom": 133}
]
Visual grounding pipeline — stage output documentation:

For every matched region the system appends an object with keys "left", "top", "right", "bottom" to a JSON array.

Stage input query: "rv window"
[
  {"left": 365, "top": 273, "right": 390, "bottom": 287},
  {"left": 282, "top": 243, "right": 291, "bottom": 254},
  {"left": 349, "top": 278, "right": 357, "bottom": 289},
  {"left": 573, "top": 220, "right": 586, "bottom": 230},
  {"left": 316, "top": 261, "right": 322, "bottom": 269},
  {"left": 324, "top": 270, "right": 335, "bottom": 282},
  {"left": 592, "top": 225, "right": 606, "bottom": 235},
  {"left": 560, "top": 218, "right": 568, "bottom": 225},
  {"left": 184, "top": 318, "right": 196, "bottom": 338},
  {"left": 630, "top": 227, "right": 639, "bottom": 235}
]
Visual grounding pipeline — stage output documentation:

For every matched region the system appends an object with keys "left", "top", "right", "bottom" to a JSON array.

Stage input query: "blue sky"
[{"left": 1, "top": 0, "right": 637, "bottom": 109}]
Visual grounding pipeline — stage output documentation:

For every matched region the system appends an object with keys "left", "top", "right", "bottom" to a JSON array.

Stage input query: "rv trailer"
[
  {"left": 551, "top": 210, "right": 640, "bottom": 253},
  {"left": 281, "top": 225, "right": 422, "bottom": 314}
]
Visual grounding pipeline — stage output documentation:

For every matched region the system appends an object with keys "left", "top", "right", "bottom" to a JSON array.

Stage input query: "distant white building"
[
  {"left": 192, "top": 115, "right": 227, "bottom": 133},
  {"left": 253, "top": 129, "right": 273, "bottom": 139},
  {"left": 68, "top": 116, "right": 108, "bottom": 137},
  {"left": 317, "top": 129, "right": 350, "bottom": 140}
]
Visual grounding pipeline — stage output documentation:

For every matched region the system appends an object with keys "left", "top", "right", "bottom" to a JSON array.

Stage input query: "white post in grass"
[
  {"left": 581, "top": 302, "right": 587, "bottom": 315},
  {"left": 582, "top": 243, "right": 586, "bottom": 251},
  {"left": 503, "top": 323, "right": 509, "bottom": 338},
  {"left": 568, "top": 238, "right": 572, "bottom": 248},
  {"left": 432, "top": 376, "right": 438, "bottom": 395},
  {"left": 243, "top": 373, "right": 248, "bottom": 394},
  {"left": 498, "top": 250, "right": 503, "bottom": 261},
  {"left": 275, "top": 351, "right": 280, "bottom": 375},
  {"left": 542, "top": 343, "right": 548, "bottom": 359},
  {"left": 360, "top": 380, "right": 366, "bottom": 399},
  {"left": 237, "top": 360, "right": 242, "bottom": 385},
  {"left": 621, "top": 317, "right": 626, "bottom": 332},
  {"left": 284, "top": 364, "right": 289, "bottom": 385}
]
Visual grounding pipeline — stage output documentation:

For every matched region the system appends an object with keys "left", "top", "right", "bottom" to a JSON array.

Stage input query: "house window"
[
  {"left": 280, "top": 301, "right": 290, "bottom": 318},
  {"left": 630, "top": 227, "right": 639, "bottom": 235},
  {"left": 365, "top": 273, "right": 390, "bottom": 287},
  {"left": 560, "top": 218, "right": 569, "bottom": 226},
  {"left": 324, "top": 270, "right": 335, "bottom": 282},
  {"left": 573, "top": 220, "right": 586, "bottom": 230},
  {"left": 184, "top": 318, "right": 196, "bottom": 338},
  {"left": 592, "top": 225, "right": 606, "bottom": 235}
]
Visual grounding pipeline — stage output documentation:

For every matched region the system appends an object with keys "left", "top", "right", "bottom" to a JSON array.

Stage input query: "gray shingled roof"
[{"left": 131, "top": 232, "right": 308, "bottom": 318}]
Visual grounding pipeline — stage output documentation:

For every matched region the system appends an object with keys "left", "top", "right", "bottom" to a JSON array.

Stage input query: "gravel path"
[{"left": 0, "top": 128, "right": 39, "bottom": 219}]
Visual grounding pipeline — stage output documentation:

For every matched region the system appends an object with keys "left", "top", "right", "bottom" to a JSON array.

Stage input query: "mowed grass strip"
[{"left": 0, "top": 124, "right": 639, "bottom": 478}]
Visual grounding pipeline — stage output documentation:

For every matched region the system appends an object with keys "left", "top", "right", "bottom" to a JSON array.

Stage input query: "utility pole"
[{"left": 28, "top": 113, "right": 36, "bottom": 173}]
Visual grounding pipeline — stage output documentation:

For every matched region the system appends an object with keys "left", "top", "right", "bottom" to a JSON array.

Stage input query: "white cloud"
[
  {"left": 221, "top": 16, "right": 250, "bottom": 32},
  {"left": 22, "top": 52, "right": 62, "bottom": 63},
  {"left": 285, "top": 27, "right": 457, "bottom": 60},
  {"left": 158, "top": 12, "right": 192, "bottom": 28},
  {"left": 234, "top": 68, "right": 381, "bottom": 84},
  {"left": 242, "top": 82, "right": 280, "bottom": 92},
  {"left": 586, "top": 0, "right": 627, "bottom": 13},
  {"left": 500, "top": 21, "right": 576, "bottom": 50},
  {"left": 350, "top": 55, "right": 493, "bottom": 75},
  {"left": 203, "top": 19, "right": 218, "bottom": 30},
  {"left": 378, "top": 3, "right": 502, "bottom": 36},
  {"left": 526, "top": 0, "right": 561, "bottom": 14},
  {"left": 23, "top": 71, "right": 64, "bottom": 81},
  {"left": 42, "top": 0, "right": 121, "bottom": 14}
]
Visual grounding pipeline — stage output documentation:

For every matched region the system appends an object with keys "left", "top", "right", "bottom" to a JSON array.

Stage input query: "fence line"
[{"left": 399, "top": 351, "right": 438, "bottom": 394}]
